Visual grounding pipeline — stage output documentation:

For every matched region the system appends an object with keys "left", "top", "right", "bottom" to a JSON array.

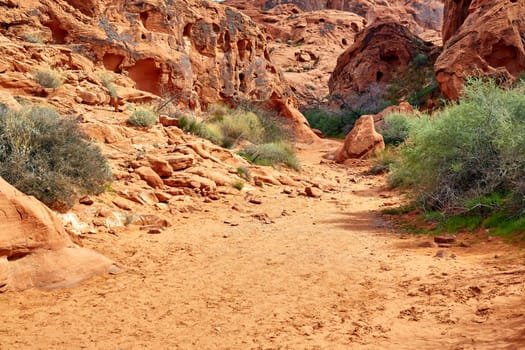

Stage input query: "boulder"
[
  {"left": 328, "top": 21, "right": 434, "bottom": 110},
  {"left": 148, "top": 156, "right": 174, "bottom": 178},
  {"left": 334, "top": 115, "right": 384, "bottom": 162},
  {"left": 0, "top": 177, "right": 117, "bottom": 292},
  {"left": 436, "top": 0, "right": 525, "bottom": 99},
  {"left": 135, "top": 166, "right": 164, "bottom": 189}
]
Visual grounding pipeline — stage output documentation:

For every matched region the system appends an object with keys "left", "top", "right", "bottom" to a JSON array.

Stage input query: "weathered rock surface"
[
  {"left": 0, "top": 177, "right": 117, "bottom": 292},
  {"left": 328, "top": 21, "right": 435, "bottom": 111},
  {"left": 334, "top": 115, "right": 384, "bottom": 162},
  {"left": 436, "top": 0, "right": 525, "bottom": 99},
  {"left": 0, "top": 0, "right": 316, "bottom": 140}
]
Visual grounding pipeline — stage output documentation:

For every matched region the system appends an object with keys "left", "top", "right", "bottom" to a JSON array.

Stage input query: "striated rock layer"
[
  {"left": 436, "top": 0, "right": 525, "bottom": 99},
  {"left": 0, "top": 0, "right": 316, "bottom": 140},
  {"left": 0, "top": 177, "right": 118, "bottom": 292}
]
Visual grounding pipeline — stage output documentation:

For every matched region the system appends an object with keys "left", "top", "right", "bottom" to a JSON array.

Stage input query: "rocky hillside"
[
  {"left": 0, "top": 0, "right": 315, "bottom": 139},
  {"left": 225, "top": 0, "right": 443, "bottom": 109}
]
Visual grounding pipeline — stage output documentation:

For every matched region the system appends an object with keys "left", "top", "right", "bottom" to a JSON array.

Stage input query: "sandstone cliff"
[
  {"left": 436, "top": 0, "right": 525, "bottom": 99},
  {"left": 0, "top": 0, "right": 315, "bottom": 139}
]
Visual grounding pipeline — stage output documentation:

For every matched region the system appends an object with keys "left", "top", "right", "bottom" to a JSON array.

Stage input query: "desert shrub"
[
  {"left": 98, "top": 73, "right": 119, "bottom": 98},
  {"left": 391, "top": 79, "right": 525, "bottom": 215},
  {"left": 368, "top": 147, "right": 401, "bottom": 175},
  {"left": 379, "top": 113, "right": 411, "bottom": 146},
  {"left": 0, "top": 106, "right": 112, "bottom": 211},
  {"left": 32, "top": 66, "right": 64, "bottom": 88},
  {"left": 211, "top": 110, "right": 264, "bottom": 147},
  {"left": 178, "top": 115, "right": 223, "bottom": 145},
  {"left": 23, "top": 33, "right": 44, "bottom": 44},
  {"left": 303, "top": 108, "right": 359, "bottom": 138},
  {"left": 240, "top": 142, "right": 300, "bottom": 170},
  {"left": 127, "top": 107, "right": 157, "bottom": 127}
]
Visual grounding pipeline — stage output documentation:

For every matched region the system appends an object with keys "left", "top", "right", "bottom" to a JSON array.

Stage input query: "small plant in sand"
[
  {"left": 32, "top": 65, "right": 64, "bottom": 88},
  {"left": 127, "top": 106, "right": 158, "bottom": 128}
]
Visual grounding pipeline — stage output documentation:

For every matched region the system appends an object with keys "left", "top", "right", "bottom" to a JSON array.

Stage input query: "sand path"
[{"left": 1, "top": 141, "right": 524, "bottom": 349}]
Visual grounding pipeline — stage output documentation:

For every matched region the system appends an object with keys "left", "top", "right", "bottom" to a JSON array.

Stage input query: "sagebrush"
[{"left": 0, "top": 106, "right": 112, "bottom": 211}]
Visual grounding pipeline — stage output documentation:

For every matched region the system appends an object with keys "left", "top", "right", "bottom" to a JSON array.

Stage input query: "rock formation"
[
  {"left": 0, "top": 177, "right": 118, "bottom": 292},
  {"left": 328, "top": 21, "right": 435, "bottom": 112},
  {"left": 0, "top": 0, "right": 316, "bottom": 140},
  {"left": 334, "top": 115, "right": 384, "bottom": 162},
  {"left": 436, "top": 0, "right": 525, "bottom": 99}
]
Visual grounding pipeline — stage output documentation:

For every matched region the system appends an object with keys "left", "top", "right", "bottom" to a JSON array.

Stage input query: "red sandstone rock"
[
  {"left": 0, "top": 0, "right": 316, "bottom": 141},
  {"left": 436, "top": 0, "right": 525, "bottom": 99},
  {"left": 334, "top": 115, "right": 385, "bottom": 162},
  {"left": 328, "top": 21, "right": 434, "bottom": 110},
  {"left": 136, "top": 166, "right": 164, "bottom": 189},
  {"left": 0, "top": 177, "right": 117, "bottom": 292}
]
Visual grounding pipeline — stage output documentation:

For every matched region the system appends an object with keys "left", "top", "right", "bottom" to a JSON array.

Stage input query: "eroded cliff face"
[
  {"left": 0, "top": 0, "right": 315, "bottom": 139},
  {"left": 436, "top": 0, "right": 525, "bottom": 99},
  {"left": 328, "top": 21, "right": 436, "bottom": 112}
]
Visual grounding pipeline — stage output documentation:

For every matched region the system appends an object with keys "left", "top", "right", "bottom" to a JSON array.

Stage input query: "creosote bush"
[
  {"left": 390, "top": 79, "right": 525, "bottom": 217},
  {"left": 127, "top": 107, "right": 157, "bottom": 127},
  {"left": 0, "top": 106, "right": 112, "bottom": 211},
  {"left": 32, "top": 66, "right": 64, "bottom": 88}
]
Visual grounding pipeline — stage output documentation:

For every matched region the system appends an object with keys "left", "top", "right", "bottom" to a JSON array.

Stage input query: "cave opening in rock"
[
  {"left": 376, "top": 71, "right": 383, "bottom": 82},
  {"left": 44, "top": 20, "right": 68, "bottom": 44},
  {"left": 103, "top": 53, "right": 124, "bottom": 73},
  {"left": 128, "top": 58, "right": 162, "bottom": 95}
]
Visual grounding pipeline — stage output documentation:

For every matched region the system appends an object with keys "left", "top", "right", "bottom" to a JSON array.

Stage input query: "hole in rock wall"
[
  {"left": 376, "top": 71, "right": 383, "bottom": 82},
  {"left": 485, "top": 41, "right": 520, "bottom": 76},
  {"left": 237, "top": 39, "right": 252, "bottom": 61},
  {"left": 140, "top": 11, "right": 149, "bottom": 26},
  {"left": 380, "top": 53, "right": 401, "bottom": 67},
  {"left": 103, "top": 53, "right": 124, "bottom": 73},
  {"left": 342, "top": 38, "right": 348, "bottom": 45},
  {"left": 45, "top": 20, "right": 68, "bottom": 44},
  {"left": 127, "top": 58, "right": 162, "bottom": 95}
]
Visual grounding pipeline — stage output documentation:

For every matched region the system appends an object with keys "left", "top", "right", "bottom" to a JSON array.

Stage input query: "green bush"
[
  {"left": 210, "top": 110, "right": 264, "bottom": 147},
  {"left": 303, "top": 108, "right": 359, "bottom": 138},
  {"left": 368, "top": 147, "right": 400, "bottom": 175},
  {"left": 127, "top": 107, "right": 157, "bottom": 127},
  {"left": 240, "top": 142, "right": 300, "bottom": 170},
  {"left": 391, "top": 79, "right": 525, "bottom": 215},
  {"left": 379, "top": 113, "right": 411, "bottom": 146},
  {"left": 32, "top": 66, "right": 64, "bottom": 88},
  {"left": 0, "top": 106, "right": 112, "bottom": 211},
  {"left": 98, "top": 73, "right": 119, "bottom": 98},
  {"left": 178, "top": 115, "right": 223, "bottom": 145}
]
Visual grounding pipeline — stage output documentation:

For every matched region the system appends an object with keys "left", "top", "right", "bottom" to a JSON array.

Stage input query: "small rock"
[
  {"left": 434, "top": 250, "right": 448, "bottom": 258},
  {"left": 434, "top": 235, "right": 456, "bottom": 244},
  {"left": 459, "top": 242, "right": 471, "bottom": 248},
  {"left": 300, "top": 325, "right": 314, "bottom": 336},
  {"left": 437, "top": 243, "right": 452, "bottom": 248},
  {"left": 305, "top": 186, "right": 322, "bottom": 198},
  {"left": 282, "top": 188, "right": 293, "bottom": 194},
  {"left": 159, "top": 115, "right": 180, "bottom": 127},
  {"left": 79, "top": 196, "right": 94, "bottom": 205},
  {"left": 147, "top": 228, "right": 162, "bottom": 234},
  {"left": 417, "top": 241, "right": 436, "bottom": 248}
]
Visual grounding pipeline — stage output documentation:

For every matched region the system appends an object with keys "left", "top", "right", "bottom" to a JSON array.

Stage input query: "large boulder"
[
  {"left": 436, "top": 0, "right": 525, "bottom": 99},
  {"left": 334, "top": 115, "right": 384, "bottom": 162},
  {"left": 0, "top": 177, "right": 118, "bottom": 292},
  {"left": 328, "top": 21, "right": 434, "bottom": 111}
]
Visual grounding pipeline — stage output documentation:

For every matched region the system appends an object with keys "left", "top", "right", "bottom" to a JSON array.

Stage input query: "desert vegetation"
[
  {"left": 0, "top": 105, "right": 112, "bottom": 211},
  {"left": 385, "top": 79, "right": 525, "bottom": 236},
  {"left": 32, "top": 65, "right": 64, "bottom": 88},
  {"left": 127, "top": 106, "right": 158, "bottom": 127},
  {"left": 177, "top": 104, "right": 300, "bottom": 170}
]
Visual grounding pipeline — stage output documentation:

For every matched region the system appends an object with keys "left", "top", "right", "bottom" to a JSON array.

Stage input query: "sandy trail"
[{"left": 1, "top": 141, "right": 525, "bottom": 349}]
